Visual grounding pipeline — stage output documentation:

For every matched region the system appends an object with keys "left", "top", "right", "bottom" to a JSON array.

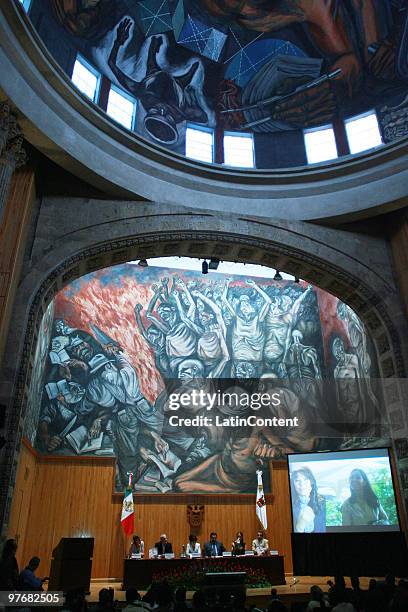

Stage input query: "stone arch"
[{"left": 1, "top": 207, "right": 407, "bottom": 529}]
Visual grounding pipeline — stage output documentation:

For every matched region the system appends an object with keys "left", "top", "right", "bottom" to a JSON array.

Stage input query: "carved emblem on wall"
[{"left": 187, "top": 504, "right": 204, "bottom": 528}]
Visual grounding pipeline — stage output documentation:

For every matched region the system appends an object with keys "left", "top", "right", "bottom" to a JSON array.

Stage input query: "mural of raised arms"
[
  {"left": 263, "top": 284, "right": 312, "bottom": 377},
  {"left": 223, "top": 277, "right": 271, "bottom": 378},
  {"left": 144, "top": 276, "right": 199, "bottom": 374},
  {"left": 29, "top": 264, "right": 386, "bottom": 493}
]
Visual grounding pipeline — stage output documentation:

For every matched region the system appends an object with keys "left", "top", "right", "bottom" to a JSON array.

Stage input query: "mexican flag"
[
  {"left": 256, "top": 470, "right": 267, "bottom": 530},
  {"left": 121, "top": 474, "right": 134, "bottom": 536}
]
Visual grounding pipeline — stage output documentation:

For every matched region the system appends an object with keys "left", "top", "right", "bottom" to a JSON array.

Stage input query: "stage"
[{"left": 85, "top": 576, "right": 386, "bottom": 607}]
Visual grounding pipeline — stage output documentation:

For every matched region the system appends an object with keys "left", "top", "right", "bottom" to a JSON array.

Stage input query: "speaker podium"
[{"left": 48, "top": 537, "right": 94, "bottom": 592}]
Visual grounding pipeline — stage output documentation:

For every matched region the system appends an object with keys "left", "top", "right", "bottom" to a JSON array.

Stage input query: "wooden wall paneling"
[
  {"left": 8, "top": 447, "right": 294, "bottom": 580},
  {"left": 7, "top": 441, "right": 38, "bottom": 567},
  {"left": 0, "top": 167, "right": 35, "bottom": 363}
]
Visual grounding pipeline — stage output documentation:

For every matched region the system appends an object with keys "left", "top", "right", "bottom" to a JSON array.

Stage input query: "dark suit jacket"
[
  {"left": 154, "top": 541, "right": 173, "bottom": 555},
  {"left": 203, "top": 540, "right": 225, "bottom": 557}
]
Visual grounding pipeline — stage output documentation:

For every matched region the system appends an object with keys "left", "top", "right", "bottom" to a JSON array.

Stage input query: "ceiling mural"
[
  {"left": 27, "top": 1, "right": 408, "bottom": 154},
  {"left": 25, "top": 263, "right": 387, "bottom": 494}
]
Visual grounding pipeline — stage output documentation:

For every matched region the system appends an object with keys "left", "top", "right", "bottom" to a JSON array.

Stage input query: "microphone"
[{"left": 290, "top": 578, "right": 299, "bottom": 588}]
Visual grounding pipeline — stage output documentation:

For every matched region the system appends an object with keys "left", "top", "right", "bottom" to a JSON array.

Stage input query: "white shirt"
[
  {"left": 186, "top": 542, "right": 201, "bottom": 555},
  {"left": 252, "top": 538, "right": 269, "bottom": 555}
]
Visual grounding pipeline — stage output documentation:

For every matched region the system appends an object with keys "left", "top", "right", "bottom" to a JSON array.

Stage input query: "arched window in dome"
[
  {"left": 304, "top": 125, "right": 338, "bottom": 165},
  {"left": 345, "top": 111, "right": 383, "bottom": 155},
  {"left": 223, "top": 132, "right": 255, "bottom": 168},
  {"left": 71, "top": 55, "right": 101, "bottom": 103},
  {"left": 185, "top": 125, "right": 214, "bottom": 163}
]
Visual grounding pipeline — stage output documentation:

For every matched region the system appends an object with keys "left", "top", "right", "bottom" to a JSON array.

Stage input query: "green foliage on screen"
[
  {"left": 326, "top": 499, "right": 342, "bottom": 526},
  {"left": 324, "top": 466, "right": 398, "bottom": 527},
  {"left": 371, "top": 467, "right": 398, "bottom": 524}
]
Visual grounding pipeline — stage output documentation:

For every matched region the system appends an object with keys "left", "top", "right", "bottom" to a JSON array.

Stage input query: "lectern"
[{"left": 48, "top": 537, "right": 94, "bottom": 592}]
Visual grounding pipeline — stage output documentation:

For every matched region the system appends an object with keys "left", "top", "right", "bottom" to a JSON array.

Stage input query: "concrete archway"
[{"left": 1, "top": 202, "right": 407, "bottom": 530}]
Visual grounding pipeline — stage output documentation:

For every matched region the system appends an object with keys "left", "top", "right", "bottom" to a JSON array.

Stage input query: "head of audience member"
[
  {"left": 385, "top": 573, "right": 396, "bottom": 587},
  {"left": 310, "top": 585, "right": 325, "bottom": 604},
  {"left": 155, "top": 581, "right": 173, "bottom": 608},
  {"left": 125, "top": 589, "right": 140, "bottom": 605},
  {"left": 27, "top": 556, "right": 40, "bottom": 571},
  {"left": 334, "top": 575, "right": 346, "bottom": 590},
  {"left": 270, "top": 588, "right": 279, "bottom": 600},
  {"left": 64, "top": 589, "right": 87, "bottom": 612},
  {"left": 1, "top": 538, "right": 17, "bottom": 560},
  {"left": 349, "top": 575, "right": 360, "bottom": 591},
  {"left": 368, "top": 578, "right": 377, "bottom": 591},
  {"left": 142, "top": 582, "right": 160, "bottom": 606},
  {"left": 332, "top": 604, "right": 355, "bottom": 612},
  {"left": 98, "top": 588, "right": 114, "bottom": 610}
]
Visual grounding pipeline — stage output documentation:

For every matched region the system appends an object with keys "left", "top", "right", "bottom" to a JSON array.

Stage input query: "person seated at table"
[
  {"left": 203, "top": 532, "right": 225, "bottom": 557},
  {"left": 154, "top": 534, "right": 173, "bottom": 556},
  {"left": 18, "top": 556, "right": 46, "bottom": 590},
  {"left": 252, "top": 529, "right": 269, "bottom": 556},
  {"left": 129, "top": 535, "right": 145, "bottom": 558},
  {"left": 231, "top": 531, "right": 245, "bottom": 556},
  {"left": 186, "top": 534, "right": 201, "bottom": 556}
]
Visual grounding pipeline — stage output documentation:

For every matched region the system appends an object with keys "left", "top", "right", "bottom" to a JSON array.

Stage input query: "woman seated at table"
[
  {"left": 186, "top": 534, "right": 201, "bottom": 556},
  {"left": 129, "top": 535, "right": 144, "bottom": 557},
  {"left": 231, "top": 531, "right": 245, "bottom": 556}
]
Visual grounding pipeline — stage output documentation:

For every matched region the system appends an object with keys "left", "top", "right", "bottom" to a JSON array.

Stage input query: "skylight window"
[
  {"left": 304, "top": 125, "right": 338, "bottom": 164},
  {"left": 71, "top": 56, "right": 101, "bottom": 102},
  {"left": 345, "top": 111, "right": 383, "bottom": 154},
  {"left": 223, "top": 132, "right": 255, "bottom": 168},
  {"left": 19, "top": 0, "right": 32, "bottom": 10},
  {"left": 185, "top": 125, "right": 214, "bottom": 163},
  {"left": 107, "top": 86, "right": 136, "bottom": 130}
]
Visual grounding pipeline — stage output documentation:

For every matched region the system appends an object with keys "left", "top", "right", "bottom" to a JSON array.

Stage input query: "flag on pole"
[
  {"left": 256, "top": 470, "right": 267, "bottom": 530},
  {"left": 121, "top": 472, "right": 134, "bottom": 536}
]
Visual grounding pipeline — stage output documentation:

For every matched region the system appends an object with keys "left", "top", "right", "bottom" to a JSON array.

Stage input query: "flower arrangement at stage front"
[{"left": 151, "top": 558, "right": 272, "bottom": 590}]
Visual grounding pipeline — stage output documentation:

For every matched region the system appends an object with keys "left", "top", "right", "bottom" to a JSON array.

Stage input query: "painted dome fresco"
[{"left": 25, "top": 1, "right": 408, "bottom": 167}]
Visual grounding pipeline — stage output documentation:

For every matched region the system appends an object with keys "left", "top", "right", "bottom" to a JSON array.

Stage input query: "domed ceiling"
[{"left": 28, "top": 1, "right": 408, "bottom": 164}]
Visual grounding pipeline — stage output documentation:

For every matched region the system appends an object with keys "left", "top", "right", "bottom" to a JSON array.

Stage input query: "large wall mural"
[
  {"left": 28, "top": 263, "right": 385, "bottom": 494},
  {"left": 28, "top": 1, "right": 408, "bottom": 158}
]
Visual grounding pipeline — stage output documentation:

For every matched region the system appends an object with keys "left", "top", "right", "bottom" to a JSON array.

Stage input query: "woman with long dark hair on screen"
[
  {"left": 341, "top": 468, "right": 389, "bottom": 526},
  {"left": 291, "top": 467, "right": 326, "bottom": 533}
]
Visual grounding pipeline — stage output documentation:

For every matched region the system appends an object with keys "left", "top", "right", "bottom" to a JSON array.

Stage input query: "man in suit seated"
[
  {"left": 203, "top": 532, "right": 225, "bottom": 557},
  {"left": 154, "top": 534, "right": 173, "bottom": 556}
]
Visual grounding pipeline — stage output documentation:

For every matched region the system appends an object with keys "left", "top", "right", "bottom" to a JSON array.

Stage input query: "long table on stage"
[{"left": 123, "top": 556, "right": 285, "bottom": 590}]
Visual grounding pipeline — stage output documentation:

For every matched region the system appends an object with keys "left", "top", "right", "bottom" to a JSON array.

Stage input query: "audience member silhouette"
[{"left": 0, "top": 539, "right": 19, "bottom": 590}]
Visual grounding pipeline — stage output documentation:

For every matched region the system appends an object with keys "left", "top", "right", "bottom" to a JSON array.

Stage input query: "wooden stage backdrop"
[{"left": 7, "top": 440, "right": 293, "bottom": 579}]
